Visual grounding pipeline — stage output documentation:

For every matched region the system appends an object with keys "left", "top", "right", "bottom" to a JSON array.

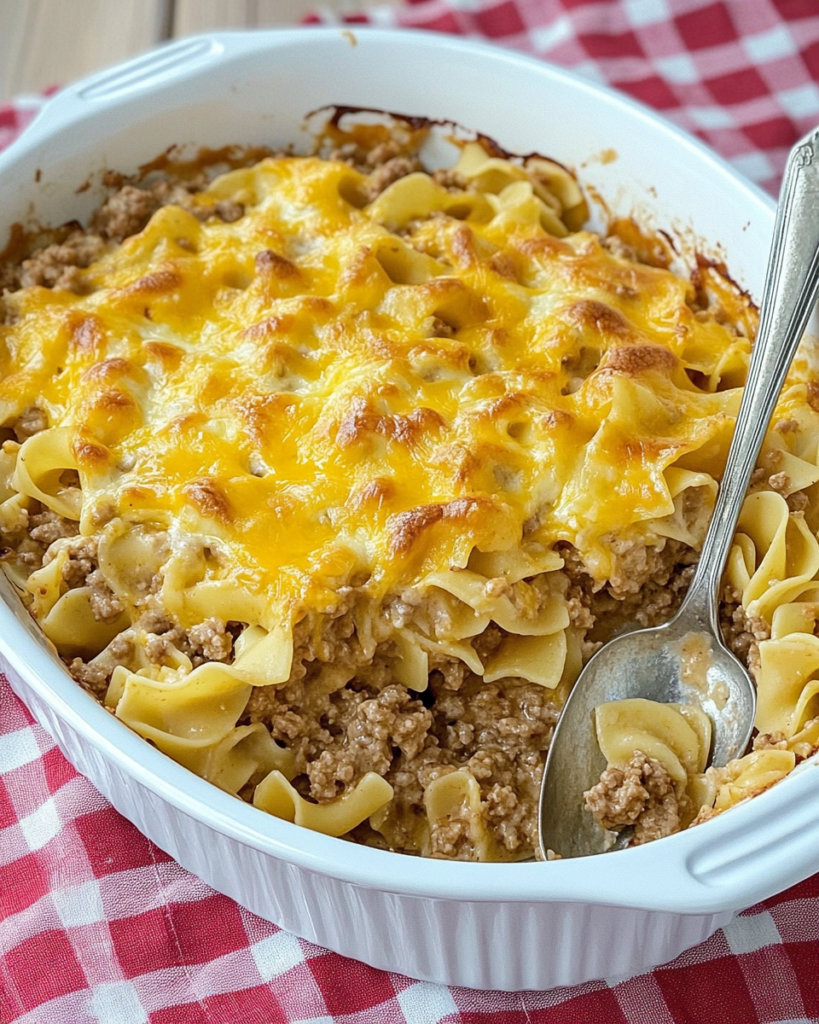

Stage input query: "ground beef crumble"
[
  {"left": 719, "top": 594, "right": 770, "bottom": 678},
  {"left": 91, "top": 184, "right": 162, "bottom": 242},
  {"left": 583, "top": 751, "right": 685, "bottom": 845},
  {"left": 360, "top": 156, "right": 421, "bottom": 202},
  {"left": 306, "top": 684, "right": 432, "bottom": 801},
  {"left": 557, "top": 538, "right": 697, "bottom": 647},
  {"left": 29, "top": 509, "right": 79, "bottom": 547},
  {"left": 86, "top": 569, "right": 124, "bottom": 623},
  {"left": 17, "top": 231, "right": 107, "bottom": 293},
  {"left": 187, "top": 618, "right": 233, "bottom": 663}
]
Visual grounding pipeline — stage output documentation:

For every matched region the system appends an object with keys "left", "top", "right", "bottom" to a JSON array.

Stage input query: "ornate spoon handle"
[{"left": 680, "top": 129, "right": 819, "bottom": 634}]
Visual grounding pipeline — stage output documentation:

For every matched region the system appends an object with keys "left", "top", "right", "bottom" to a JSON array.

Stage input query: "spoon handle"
[{"left": 680, "top": 127, "right": 819, "bottom": 633}]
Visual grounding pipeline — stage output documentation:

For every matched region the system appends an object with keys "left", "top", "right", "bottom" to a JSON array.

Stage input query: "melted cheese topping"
[{"left": 0, "top": 150, "right": 756, "bottom": 628}]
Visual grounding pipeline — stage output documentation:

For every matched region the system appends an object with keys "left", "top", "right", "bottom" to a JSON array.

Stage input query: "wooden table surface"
[{"left": 0, "top": 0, "right": 395, "bottom": 103}]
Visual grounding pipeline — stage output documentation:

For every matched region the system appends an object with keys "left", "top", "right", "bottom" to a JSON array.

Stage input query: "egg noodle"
[{"left": 2, "top": 118, "right": 818, "bottom": 859}]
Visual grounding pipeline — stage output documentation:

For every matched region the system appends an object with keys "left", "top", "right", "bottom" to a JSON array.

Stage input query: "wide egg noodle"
[
  {"left": 26, "top": 546, "right": 69, "bottom": 619},
  {"left": 594, "top": 698, "right": 711, "bottom": 786},
  {"left": 0, "top": 440, "right": 19, "bottom": 503},
  {"left": 158, "top": 529, "right": 272, "bottom": 630},
  {"left": 230, "top": 621, "right": 293, "bottom": 687},
  {"left": 770, "top": 598, "right": 819, "bottom": 640},
  {"left": 13, "top": 427, "right": 82, "bottom": 520},
  {"left": 651, "top": 467, "right": 718, "bottom": 549},
  {"left": 422, "top": 567, "right": 570, "bottom": 636},
  {"left": 253, "top": 769, "right": 393, "bottom": 837},
  {"left": 391, "top": 629, "right": 430, "bottom": 691},
  {"left": 107, "top": 661, "right": 253, "bottom": 776},
  {"left": 756, "top": 635, "right": 819, "bottom": 738},
  {"left": 711, "top": 749, "right": 796, "bottom": 813},
  {"left": 730, "top": 491, "right": 819, "bottom": 622},
  {"left": 366, "top": 172, "right": 494, "bottom": 233},
  {"left": 97, "top": 519, "right": 171, "bottom": 613},
  {"left": 40, "top": 586, "right": 129, "bottom": 658},
  {"left": 482, "top": 630, "right": 567, "bottom": 688},
  {"left": 422, "top": 769, "right": 493, "bottom": 861},
  {"left": 205, "top": 723, "right": 296, "bottom": 795}
]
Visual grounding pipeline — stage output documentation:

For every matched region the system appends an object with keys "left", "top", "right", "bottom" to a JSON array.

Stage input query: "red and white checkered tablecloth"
[
  {"left": 309, "top": 0, "right": 819, "bottom": 196},
  {"left": 3, "top": 2, "right": 819, "bottom": 1021}
]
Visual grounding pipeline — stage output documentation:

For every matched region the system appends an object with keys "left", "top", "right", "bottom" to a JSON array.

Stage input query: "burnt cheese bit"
[
  {"left": 600, "top": 343, "right": 678, "bottom": 377},
  {"left": 143, "top": 341, "right": 184, "bottom": 372},
  {"left": 562, "top": 299, "right": 631, "bottom": 337},
  {"left": 182, "top": 477, "right": 232, "bottom": 525},
  {"left": 119, "top": 267, "right": 183, "bottom": 297},
  {"left": 387, "top": 495, "right": 506, "bottom": 557},
  {"left": 255, "top": 249, "right": 299, "bottom": 278},
  {"left": 68, "top": 312, "right": 105, "bottom": 355},
  {"left": 71, "top": 433, "right": 111, "bottom": 471},
  {"left": 81, "top": 389, "right": 142, "bottom": 447},
  {"left": 335, "top": 399, "right": 445, "bottom": 450}
]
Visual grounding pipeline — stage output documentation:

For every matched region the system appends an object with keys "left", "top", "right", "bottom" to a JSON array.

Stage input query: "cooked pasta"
[
  {"left": 587, "top": 469, "right": 819, "bottom": 843},
  {"left": 2, "top": 115, "right": 816, "bottom": 860},
  {"left": 585, "top": 699, "right": 712, "bottom": 842}
]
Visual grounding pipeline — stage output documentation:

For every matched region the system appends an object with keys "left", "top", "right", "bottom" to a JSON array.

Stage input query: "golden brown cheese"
[{"left": 0, "top": 153, "right": 755, "bottom": 629}]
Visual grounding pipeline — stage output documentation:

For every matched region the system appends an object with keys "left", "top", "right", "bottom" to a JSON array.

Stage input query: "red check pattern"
[
  {"left": 0, "top": 97, "right": 44, "bottom": 153},
  {"left": 307, "top": 0, "right": 819, "bottom": 195},
  {"left": 4, "top": 2, "right": 819, "bottom": 1020}
]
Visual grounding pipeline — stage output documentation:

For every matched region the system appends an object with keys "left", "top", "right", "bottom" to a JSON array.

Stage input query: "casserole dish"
[{"left": 2, "top": 27, "right": 818, "bottom": 991}]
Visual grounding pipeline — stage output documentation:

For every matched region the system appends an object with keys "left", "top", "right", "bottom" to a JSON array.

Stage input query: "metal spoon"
[{"left": 539, "top": 127, "right": 819, "bottom": 859}]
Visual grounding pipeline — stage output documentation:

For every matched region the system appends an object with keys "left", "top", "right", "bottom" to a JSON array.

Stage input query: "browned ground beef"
[
  {"left": 719, "top": 593, "right": 770, "bottom": 678},
  {"left": 16, "top": 232, "right": 107, "bottom": 293},
  {"left": 51, "top": 535, "right": 97, "bottom": 586},
  {"left": 305, "top": 684, "right": 432, "bottom": 801},
  {"left": 242, "top": 633, "right": 558, "bottom": 859},
  {"left": 28, "top": 509, "right": 79, "bottom": 547},
  {"left": 86, "top": 570, "right": 124, "bottom": 622},
  {"left": 187, "top": 618, "right": 233, "bottom": 662},
  {"left": 583, "top": 750, "right": 684, "bottom": 844},
  {"left": 558, "top": 538, "right": 698, "bottom": 647},
  {"left": 91, "top": 183, "right": 163, "bottom": 241},
  {"left": 360, "top": 156, "right": 421, "bottom": 202}
]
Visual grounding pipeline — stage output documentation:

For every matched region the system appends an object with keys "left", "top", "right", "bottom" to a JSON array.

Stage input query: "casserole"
[{"left": 2, "top": 27, "right": 818, "bottom": 990}]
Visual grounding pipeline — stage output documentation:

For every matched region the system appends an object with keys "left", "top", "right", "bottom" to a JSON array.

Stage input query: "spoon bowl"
[
  {"left": 540, "top": 124, "right": 819, "bottom": 859},
  {"left": 539, "top": 614, "right": 755, "bottom": 858}
]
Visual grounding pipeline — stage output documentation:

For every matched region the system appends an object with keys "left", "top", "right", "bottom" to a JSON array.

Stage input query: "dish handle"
[{"left": 5, "top": 31, "right": 296, "bottom": 145}]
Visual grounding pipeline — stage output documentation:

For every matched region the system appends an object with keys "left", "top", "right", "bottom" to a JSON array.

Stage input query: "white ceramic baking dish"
[{"left": 2, "top": 28, "right": 819, "bottom": 992}]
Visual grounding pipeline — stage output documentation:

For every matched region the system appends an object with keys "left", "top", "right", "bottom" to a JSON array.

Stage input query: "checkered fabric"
[
  {"left": 0, "top": 96, "right": 46, "bottom": 154},
  {"left": 4, "top": 1, "right": 819, "bottom": 1020},
  {"left": 307, "top": 0, "right": 819, "bottom": 195}
]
